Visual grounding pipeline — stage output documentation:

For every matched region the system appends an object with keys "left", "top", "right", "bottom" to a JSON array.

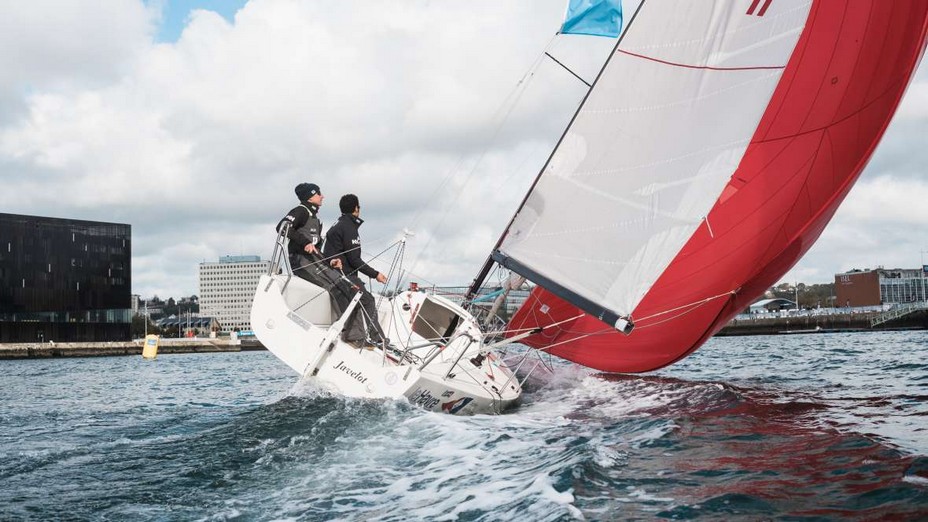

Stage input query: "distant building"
[
  {"left": 749, "top": 298, "right": 797, "bottom": 312},
  {"left": 835, "top": 268, "right": 927, "bottom": 307},
  {"left": 157, "top": 315, "right": 220, "bottom": 337},
  {"left": 0, "top": 213, "right": 131, "bottom": 342},
  {"left": 198, "top": 255, "right": 270, "bottom": 332}
]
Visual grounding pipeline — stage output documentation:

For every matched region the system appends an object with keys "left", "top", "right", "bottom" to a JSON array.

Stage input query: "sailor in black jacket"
[
  {"left": 276, "top": 183, "right": 357, "bottom": 334},
  {"left": 323, "top": 194, "right": 389, "bottom": 347},
  {"left": 277, "top": 182, "right": 326, "bottom": 259}
]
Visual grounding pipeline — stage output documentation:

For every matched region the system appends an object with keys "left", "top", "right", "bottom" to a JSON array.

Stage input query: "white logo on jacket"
[{"left": 351, "top": 239, "right": 361, "bottom": 246}]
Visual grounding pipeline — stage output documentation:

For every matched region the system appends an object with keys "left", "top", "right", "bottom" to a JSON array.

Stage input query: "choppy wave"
[{"left": 1, "top": 331, "right": 927, "bottom": 520}]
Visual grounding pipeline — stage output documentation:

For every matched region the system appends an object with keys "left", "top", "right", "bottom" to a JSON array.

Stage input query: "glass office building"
[{"left": 0, "top": 213, "right": 131, "bottom": 342}]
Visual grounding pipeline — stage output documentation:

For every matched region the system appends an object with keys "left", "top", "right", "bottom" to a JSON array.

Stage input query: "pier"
[
  {"left": 0, "top": 338, "right": 265, "bottom": 360},
  {"left": 2, "top": 308, "right": 925, "bottom": 360},
  {"left": 717, "top": 308, "right": 928, "bottom": 336}
]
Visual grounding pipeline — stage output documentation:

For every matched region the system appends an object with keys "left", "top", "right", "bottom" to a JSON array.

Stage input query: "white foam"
[{"left": 903, "top": 474, "right": 928, "bottom": 486}]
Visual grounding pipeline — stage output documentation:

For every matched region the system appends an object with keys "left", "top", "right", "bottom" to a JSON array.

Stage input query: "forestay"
[{"left": 495, "top": 1, "right": 812, "bottom": 326}]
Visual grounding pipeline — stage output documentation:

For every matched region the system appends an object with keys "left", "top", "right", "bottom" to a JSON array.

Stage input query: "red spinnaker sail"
[{"left": 508, "top": 0, "right": 928, "bottom": 372}]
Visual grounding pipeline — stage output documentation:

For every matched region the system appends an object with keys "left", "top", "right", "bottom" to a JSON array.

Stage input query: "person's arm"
[
  {"left": 323, "top": 226, "right": 345, "bottom": 269},
  {"left": 276, "top": 207, "right": 309, "bottom": 250},
  {"left": 343, "top": 244, "right": 379, "bottom": 279}
]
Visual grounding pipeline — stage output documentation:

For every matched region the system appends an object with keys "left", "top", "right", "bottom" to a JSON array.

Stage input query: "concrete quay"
[
  {"left": 0, "top": 338, "right": 266, "bottom": 359},
  {"left": 716, "top": 309, "right": 928, "bottom": 336}
]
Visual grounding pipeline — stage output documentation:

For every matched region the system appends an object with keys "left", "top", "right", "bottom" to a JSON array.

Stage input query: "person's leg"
[
  {"left": 291, "top": 255, "right": 356, "bottom": 334},
  {"left": 317, "top": 267, "right": 368, "bottom": 343},
  {"left": 290, "top": 254, "right": 322, "bottom": 285},
  {"left": 313, "top": 264, "right": 351, "bottom": 318},
  {"left": 348, "top": 276, "right": 388, "bottom": 344}
]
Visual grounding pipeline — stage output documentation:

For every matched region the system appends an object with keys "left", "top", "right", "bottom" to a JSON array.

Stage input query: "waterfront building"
[
  {"left": 156, "top": 315, "right": 220, "bottom": 337},
  {"left": 749, "top": 298, "right": 797, "bottom": 313},
  {"left": 198, "top": 255, "right": 269, "bottom": 332},
  {"left": 0, "top": 213, "right": 131, "bottom": 342},
  {"left": 835, "top": 268, "right": 928, "bottom": 307}
]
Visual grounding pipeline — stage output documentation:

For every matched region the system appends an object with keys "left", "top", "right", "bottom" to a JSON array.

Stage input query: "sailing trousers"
[
  {"left": 345, "top": 274, "right": 388, "bottom": 345},
  {"left": 290, "top": 254, "right": 385, "bottom": 344}
]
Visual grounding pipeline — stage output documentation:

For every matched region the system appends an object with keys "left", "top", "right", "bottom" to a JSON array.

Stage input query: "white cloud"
[
  {"left": 0, "top": 0, "right": 588, "bottom": 298},
  {"left": 0, "top": 1, "right": 155, "bottom": 120},
  {"left": 785, "top": 174, "right": 928, "bottom": 283},
  {"left": 0, "top": 0, "right": 924, "bottom": 301}
]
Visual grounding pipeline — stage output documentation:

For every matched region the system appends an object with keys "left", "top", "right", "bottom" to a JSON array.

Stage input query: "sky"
[{"left": 0, "top": 0, "right": 925, "bottom": 300}]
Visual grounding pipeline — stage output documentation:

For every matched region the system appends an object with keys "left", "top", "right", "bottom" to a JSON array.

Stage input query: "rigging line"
[
  {"left": 466, "top": 0, "right": 649, "bottom": 300},
  {"left": 634, "top": 299, "right": 716, "bottom": 330},
  {"left": 377, "top": 239, "right": 405, "bottom": 311},
  {"left": 404, "top": 35, "right": 558, "bottom": 284},
  {"left": 333, "top": 240, "right": 403, "bottom": 280},
  {"left": 544, "top": 52, "right": 591, "bottom": 87},
  {"left": 535, "top": 327, "right": 614, "bottom": 352},
  {"left": 483, "top": 312, "right": 585, "bottom": 338},
  {"left": 403, "top": 36, "right": 554, "bottom": 234},
  {"left": 634, "top": 290, "right": 736, "bottom": 323}
]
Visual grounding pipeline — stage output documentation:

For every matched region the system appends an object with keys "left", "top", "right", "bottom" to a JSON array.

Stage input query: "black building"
[{"left": 0, "top": 213, "right": 131, "bottom": 342}]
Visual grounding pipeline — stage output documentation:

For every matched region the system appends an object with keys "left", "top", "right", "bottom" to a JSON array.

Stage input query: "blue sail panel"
[{"left": 560, "top": 0, "right": 623, "bottom": 38}]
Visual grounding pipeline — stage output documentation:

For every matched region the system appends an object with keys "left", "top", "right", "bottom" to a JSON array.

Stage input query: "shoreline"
[
  {"left": 3, "top": 309, "right": 925, "bottom": 359},
  {"left": 716, "top": 309, "right": 927, "bottom": 336},
  {"left": 0, "top": 338, "right": 266, "bottom": 360}
]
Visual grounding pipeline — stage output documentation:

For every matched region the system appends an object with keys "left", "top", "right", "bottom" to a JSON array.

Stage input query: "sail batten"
[{"left": 497, "top": 0, "right": 813, "bottom": 322}]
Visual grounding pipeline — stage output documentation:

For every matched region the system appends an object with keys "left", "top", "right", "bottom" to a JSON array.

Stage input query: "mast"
[{"left": 465, "top": 1, "right": 647, "bottom": 322}]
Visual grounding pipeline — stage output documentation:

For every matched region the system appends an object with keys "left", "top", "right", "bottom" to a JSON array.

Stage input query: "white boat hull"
[{"left": 251, "top": 274, "right": 521, "bottom": 415}]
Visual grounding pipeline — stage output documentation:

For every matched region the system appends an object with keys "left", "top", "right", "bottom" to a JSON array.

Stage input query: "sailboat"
[
  {"left": 252, "top": 0, "right": 928, "bottom": 412},
  {"left": 250, "top": 227, "right": 524, "bottom": 415}
]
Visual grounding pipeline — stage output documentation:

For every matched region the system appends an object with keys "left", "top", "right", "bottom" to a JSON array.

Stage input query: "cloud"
[
  {"left": 0, "top": 0, "right": 924, "bottom": 301},
  {"left": 0, "top": 0, "right": 590, "bottom": 298},
  {"left": 0, "top": 1, "right": 156, "bottom": 122}
]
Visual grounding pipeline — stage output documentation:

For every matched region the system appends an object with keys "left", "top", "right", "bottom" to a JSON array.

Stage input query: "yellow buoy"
[{"left": 142, "top": 334, "right": 160, "bottom": 359}]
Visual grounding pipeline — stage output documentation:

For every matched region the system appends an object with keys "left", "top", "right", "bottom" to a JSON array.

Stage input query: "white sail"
[{"left": 497, "top": 0, "right": 812, "bottom": 321}]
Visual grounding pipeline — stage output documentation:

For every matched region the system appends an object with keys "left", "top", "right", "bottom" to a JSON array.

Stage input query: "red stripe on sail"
[
  {"left": 759, "top": 0, "right": 773, "bottom": 16},
  {"left": 616, "top": 49, "right": 786, "bottom": 71}
]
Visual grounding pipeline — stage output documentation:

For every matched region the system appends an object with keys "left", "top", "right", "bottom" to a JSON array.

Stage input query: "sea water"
[{"left": 1, "top": 331, "right": 926, "bottom": 520}]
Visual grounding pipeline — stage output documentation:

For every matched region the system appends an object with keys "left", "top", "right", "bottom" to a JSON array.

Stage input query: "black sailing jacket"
[
  {"left": 276, "top": 203, "right": 322, "bottom": 257},
  {"left": 323, "top": 214, "right": 378, "bottom": 279}
]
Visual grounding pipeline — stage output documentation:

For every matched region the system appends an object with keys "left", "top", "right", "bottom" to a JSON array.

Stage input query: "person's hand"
[
  {"left": 304, "top": 243, "right": 317, "bottom": 254},
  {"left": 376, "top": 272, "right": 387, "bottom": 284},
  {"left": 330, "top": 258, "right": 342, "bottom": 270}
]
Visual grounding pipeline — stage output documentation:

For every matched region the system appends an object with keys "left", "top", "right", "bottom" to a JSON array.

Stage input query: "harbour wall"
[
  {"left": 2, "top": 311, "right": 925, "bottom": 359},
  {"left": 716, "top": 310, "right": 928, "bottom": 336},
  {"left": 0, "top": 338, "right": 266, "bottom": 360}
]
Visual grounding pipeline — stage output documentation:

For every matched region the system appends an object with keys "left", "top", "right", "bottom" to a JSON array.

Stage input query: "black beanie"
[{"left": 295, "top": 183, "right": 321, "bottom": 202}]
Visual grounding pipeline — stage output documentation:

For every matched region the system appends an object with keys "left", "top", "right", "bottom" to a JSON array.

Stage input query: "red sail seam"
[
  {"left": 616, "top": 49, "right": 786, "bottom": 71},
  {"left": 751, "top": 76, "right": 910, "bottom": 145}
]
